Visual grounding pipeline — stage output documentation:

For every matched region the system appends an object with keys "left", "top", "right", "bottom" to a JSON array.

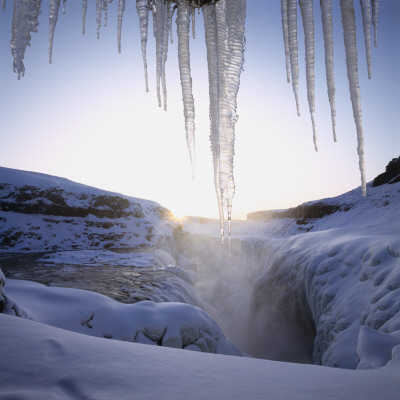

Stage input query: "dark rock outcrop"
[
  {"left": 372, "top": 157, "right": 400, "bottom": 187},
  {"left": 247, "top": 202, "right": 352, "bottom": 223}
]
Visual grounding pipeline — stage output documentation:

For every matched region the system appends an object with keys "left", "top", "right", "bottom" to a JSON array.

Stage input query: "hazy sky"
[{"left": 0, "top": 1, "right": 399, "bottom": 219}]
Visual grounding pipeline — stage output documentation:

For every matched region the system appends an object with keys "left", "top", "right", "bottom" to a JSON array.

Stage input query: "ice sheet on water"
[{"left": 37, "top": 249, "right": 159, "bottom": 268}]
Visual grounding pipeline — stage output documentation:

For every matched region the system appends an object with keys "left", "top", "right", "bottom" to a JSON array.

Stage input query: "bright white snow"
[{"left": 0, "top": 313, "right": 399, "bottom": 400}]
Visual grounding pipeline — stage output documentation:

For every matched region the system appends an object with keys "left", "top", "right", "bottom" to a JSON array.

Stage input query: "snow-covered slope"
[
  {"left": 2, "top": 277, "right": 242, "bottom": 356},
  {"left": 242, "top": 179, "right": 400, "bottom": 368},
  {"left": 178, "top": 173, "right": 400, "bottom": 369},
  {"left": 1, "top": 313, "right": 399, "bottom": 400},
  {"left": 0, "top": 166, "right": 178, "bottom": 252}
]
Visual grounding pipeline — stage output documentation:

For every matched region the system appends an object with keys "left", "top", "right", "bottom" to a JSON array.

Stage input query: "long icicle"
[
  {"left": 82, "top": 0, "right": 87, "bottom": 34},
  {"left": 155, "top": 0, "right": 164, "bottom": 108},
  {"left": 96, "top": 0, "right": 102, "bottom": 39},
  {"left": 136, "top": 0, "right": 150, "bottom": 92},
  {"left": 2, "top": 0, "right": 5, "bottom": 11},
  {"left": 203, "top": 2, "right": 224, "bottom": 240},
  {"left": 299, "top": 0, "right": 317, "bottom": 151},
  {"left": 320, "top": 0, "right": 337, "bottom": 142},
  {"left": 287, "top": 0, "right": 300, "bottom": 116},
  {"left": 340, "top": 0, "right": 366, "bottom": 196},
  {"left": 215, "top": 0, "right": 230, "bottom": 241},
  {"left": 49, "top": 0, "right": 61, "bottom": 64},
  {"left": 371, "top": 0, "right": 379, "bottom": 47},
  {"left": 117, "top": 0, "right": 125, "bottom": 53},
  {"left": 177, "top": 1, "right": 196, "bottom": 179},
  {"left": 161, "top": 1, "right": 170, "bottom": 111},
  {"left": 191, "top": 1, "right": 195, "bottom": 39},
  {"left": 359, "top": 0, "right": 372, "bottom": 79},
  {"left": 280, "top": 0, "right": 291, "bottom": 83},
  {"left": 224, "top": 0, "right": 246, "bottom": 241}
]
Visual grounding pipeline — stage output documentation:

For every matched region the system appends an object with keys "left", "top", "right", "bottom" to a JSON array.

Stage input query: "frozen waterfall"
[{"left": 4, "top": 0, "right": 381, "bottom": 239}]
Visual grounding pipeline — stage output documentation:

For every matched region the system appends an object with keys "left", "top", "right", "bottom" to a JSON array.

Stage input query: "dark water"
[{"left": 0, "top": 251, "right": 191, "bottom": 304}]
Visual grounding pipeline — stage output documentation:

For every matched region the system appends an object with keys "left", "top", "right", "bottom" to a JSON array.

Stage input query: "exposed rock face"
[
  {"left": 0, "top": 167, "right": 178, "bottom": 252},
  {"left": 248, "top": 158, "right": 400, "bottom": 224},
  {"left": 247, "top": 201, "right": 352, "bottom": 223},
  {"left": 372, "top": 157, "right": 400, "bottom": 187}
]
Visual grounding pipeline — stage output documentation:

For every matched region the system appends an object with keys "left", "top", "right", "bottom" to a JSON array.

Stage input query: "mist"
[{"left": 174, "top": 230, "right": 316, "bottom": 363}]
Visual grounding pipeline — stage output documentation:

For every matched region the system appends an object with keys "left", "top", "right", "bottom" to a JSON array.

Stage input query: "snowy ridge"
[
  {"left": 3, "top": 278, "right": 242, "bottom": 356},
  {"left": 0, "top": 166, "right": 177, "bottom": 252}
]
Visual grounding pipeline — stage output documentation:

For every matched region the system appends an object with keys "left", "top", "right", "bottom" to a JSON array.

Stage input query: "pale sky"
[{"left": 0, "top": 1, "right": 399, "bottom": 219}]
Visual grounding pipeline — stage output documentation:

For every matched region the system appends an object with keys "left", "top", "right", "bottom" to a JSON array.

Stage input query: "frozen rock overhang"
[{"left": 4, "top": 0, "right": 381, "bottom": 240}]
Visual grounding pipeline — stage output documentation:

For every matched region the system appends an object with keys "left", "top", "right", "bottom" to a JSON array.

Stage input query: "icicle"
[
  {"left": 11, "top": 0, "right": 42, "bottom": 80},
  {"left": 222, "top": 0, "right": 246, "bottom": 241},
  {"left": 155, "top": 0, "right": 164, "bottom": 108},
  {"left": 169, "top": 4, "right": 176, "bottom": 44},
  {"left": 340, "top": 0, "right": 367, "bottom": 196},
  {"left": 191, "top": 1, "right": 195, "bottom": 40},
  {"left": 299, "top": 0, "right": 317, "bottom": 151},
  {"left": 2, "top": 0, "right": 5, "bottom": 12},
  {"left": 202, "top": 1, "right": 225, "bottom": 240},
  {"left": 281, "top": 0, "right": 291, "bottom": 83},
  {"left": 117, "top": 0, "right": 125, "bottom": 53},
  {"left": 82, "top": 0, "right": 87, "bottom": 34},
  {"left": 371, "top": 0, "right": 379, "bottom": 47},
  {"left": 359, "top": 0, "right": 372, "bottom": 79},
  {"left": 103, "top": 0, "right": 110, "bottom": 27},
  {"left": 161, "top": 1, "right": 170, "bottom": 111},
  {"left": 287, "top": 0, "right": 300, "bottom": 116},
  {"left": 136, "top": 0, "right": 150, "bottom": 92},
  {"left": 96, "top": 0, "right": 102, "bottom": 39},
  {"left": 49, "top": 0, "right": 61, "bottom": 64},
  {"left": 62, "top": 0, "right": 66, "bottom": 14},
  {"left": 177, "top": 1, "right": 196, "bottom": 179},
  {"left": 320, "top": 0, "right": 337, "bottom": 142},
  {"left": 152, "top": 3, "right": 156, "bottom": 38}
]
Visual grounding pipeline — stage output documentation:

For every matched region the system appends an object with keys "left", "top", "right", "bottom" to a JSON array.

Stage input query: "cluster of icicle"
[
  {"left": 136, "top": 0, "right": 246, "bottom": 242},
  {"left": 7, "top": 0, "right": 245, "bottom": 242},
  {"left": 5, "top": 0, "right": 380, "bottom": 241},
  {"left": 281, "top": 0, "right": 380, "bottom": 196}
]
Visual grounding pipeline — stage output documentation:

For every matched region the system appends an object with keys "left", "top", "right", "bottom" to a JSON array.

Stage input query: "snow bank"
[
  {"left": 239, "top": 180, "right": 400, "bottom": 368},
  {"left": 1, "top": 313, "right": 399, "bottom": 400},
  {"left": 4, "top": 278, "right": 242, "bottom": 356}
]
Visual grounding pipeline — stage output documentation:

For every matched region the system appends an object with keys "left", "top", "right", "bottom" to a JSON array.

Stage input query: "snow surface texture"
[
  {"left": 3, "top": 277, "right": 242, "bottom": 356},
  {"left": 4, "top": 0, "right": 381, "bottom": 240},
  {"left": 0, "top": 313, "right": 399, "bottom": 400},
  {"left": 0, "top": 166, "right": 178, "bottom": 252}
]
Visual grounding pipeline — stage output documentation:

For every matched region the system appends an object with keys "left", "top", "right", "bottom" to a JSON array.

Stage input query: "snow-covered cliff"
[
  {"left": 0, "top": 166, "right": 178, "bottom": 252},
  {"left": 179, "top": 169, "right": 400, "bottom": 369}
]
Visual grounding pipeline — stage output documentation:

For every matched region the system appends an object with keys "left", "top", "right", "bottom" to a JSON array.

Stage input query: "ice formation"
[
  {"left": 4, "top": 0, "right": 381, "bottom": 238},
  {"left": 281, "top": 0, "right": 380, "bottom": 196},
  {"left": 299, "top": 0, "right": 317, "bottom": 151},
  {"left": 319, "top": 0, "right": 337, "bottom": 142}
]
